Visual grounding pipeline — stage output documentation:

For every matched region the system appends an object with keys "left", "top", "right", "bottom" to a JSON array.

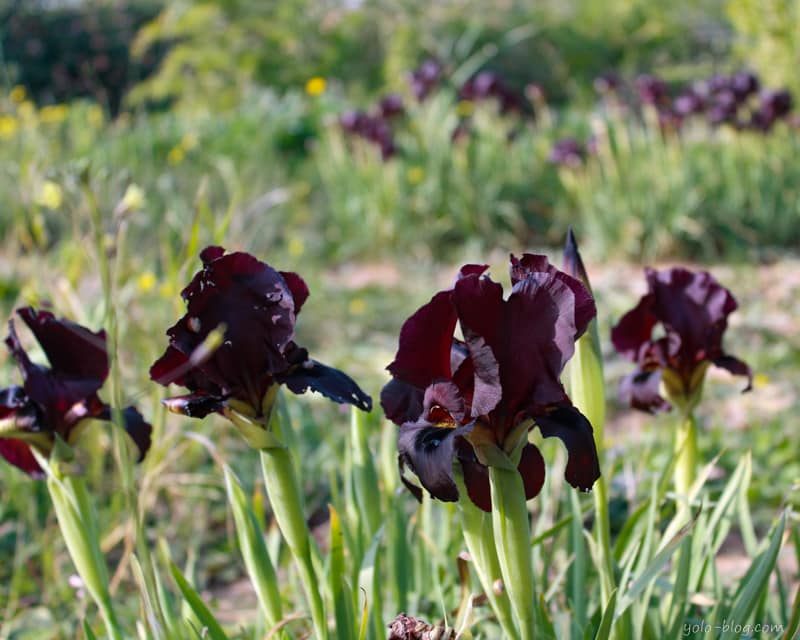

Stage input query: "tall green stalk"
[
  {"left": 455, "top": 475, "right": 518, "bottom": 638},
  {"left": 488, "top": 464, "right": 540, "bottom": 640},
  {"left": 673, "top": 411, "right": 697, "bottom": 518},
  {"left": 224, "top": 404, "right": 328, "bottom": 639}
]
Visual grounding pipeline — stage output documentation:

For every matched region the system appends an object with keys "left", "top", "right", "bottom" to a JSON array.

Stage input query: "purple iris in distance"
[
  {"left": 611, "top": 267, "right": 752, "bottom": 414},
  {"left": 381, "top": 255, "right": 600, "bottom": 512},
  {"left": 0, "top": 308, "right": 152, "bottom": 477},
  {"left": 151, "top": 247, "right": 371, "bottom": 423}
]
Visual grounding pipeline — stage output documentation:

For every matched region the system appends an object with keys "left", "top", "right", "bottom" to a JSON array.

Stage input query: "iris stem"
[
  {"left": 488, "top": 465, "right": 541, "bottom": 640},
  {"left": 46, "top": 472, "right": 123, "bottom": 640},
  {"left": 674, "top": 411, "right": 697, "bottom": 519},
  {"left": 455, "top": 483, "right": 518, "bottom": 638},
  {"left": 259, "top": 446, "right": 328, "bottom": 639}
]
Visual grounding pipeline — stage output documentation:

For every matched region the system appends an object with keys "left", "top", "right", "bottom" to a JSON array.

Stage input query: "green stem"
[
  {"left": 593, "top": 475, "right": 615, "bottom": 605},
  {"left": 83, "top": 178, "right": 168, "bottom": 636},
  {"left": 674, "top": 412, "right": 697, "bottom": 516},
  {"left": 260, "top": 447, "right": 328, "bottom": 639},
  {"left": 47, "top": 473, "right": 123, "bottom": 640},
  {"left": 456, "top": 491, "right": 518, "bottom": 638},
  {"left": 488, "top": 465, "right": 539, "bottom": 640}
]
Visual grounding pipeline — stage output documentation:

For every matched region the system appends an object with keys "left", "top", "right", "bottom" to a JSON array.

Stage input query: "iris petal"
[
  {"left": 278, "top": 360, "right": 372, "bottom": 412},
  {"left": 619, "top": 369, "right": 671, "bottom": 413},
  {"left": 397, "top": 423, "right": 471, "bottom": 503},
  {"left": 713, "top": 354, "right": 753, "bottom": 391},
  {"left": 387, "top": 290, "right": 458, "bottom": 388},
  {"left": 534, "top": 406, "right": 600, "bottom": 491}
]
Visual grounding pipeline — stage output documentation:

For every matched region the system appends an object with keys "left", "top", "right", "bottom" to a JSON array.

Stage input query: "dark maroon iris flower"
[
  {"left": 611, "top": 267, "right": 752, "bottom": 414},
  {"left": 151, "top": 247, "right": 371, "bottom": 424},
  {"left": 381, "top": 255, "right": 600, "bottom": 512},
  {"left": 0, "top": 308, "right": 151, "bottom": 477}
]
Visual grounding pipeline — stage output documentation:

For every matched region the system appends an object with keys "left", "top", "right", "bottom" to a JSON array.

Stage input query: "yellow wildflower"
[
  {"left": 115, "top": 184, "right": 146, "bottom": 216},
  {"left": 0, "top": 115, "right": 19, "bottom": 138},
  {"left": 36, "top": 181, "right": 64, "bottom": 209},
  {"left": 167, "top": 146, "right": 185, "bottom": 165},
  {"left": 287, "top": 237, "right": 304, "bottom": 258},
  {"left": 39, "top": 104, "right": 69, "bottom": 125},
  {"left": 137, "top": 271, "right": 157, "bottom": 293},
  {"left": 348, "top": 297, "right": 366, "bottom": 316},
  {"left": 10, "top": 85, "right": 26, "bottom": 103},
  {"left": 305, "top": 76, "right": 326, "bottom": 97},
  {"left": 180, "top": 131, "right": 199, "bottom": 151},
  {"left": 406, "top": 166, "right": 425, "bottom": 185},
  {"left": 456, "top": 100, "right": 474, "bottom": 117}
]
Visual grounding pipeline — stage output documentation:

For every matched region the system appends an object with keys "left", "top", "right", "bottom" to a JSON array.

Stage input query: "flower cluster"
[
  {"left": 381, "top": 255, "right": 600, "bottom": 511},
  {"left": 0, "top": 308, "right": 151, "bottom": 476},
  {"left": 611, "top": 267, "right": 752, "bottom": 414},
  {"left": 339, "top": 94, "right": 405, "bottom": 159},
  {"left": 600, "top": 70, "right": 794, "bottom": 133},
  {"left": 458, "top": 71, "right": 522, "bottom": 114},
  {"left": 408, "top": 59, "right": 444, "bottom": 101}
]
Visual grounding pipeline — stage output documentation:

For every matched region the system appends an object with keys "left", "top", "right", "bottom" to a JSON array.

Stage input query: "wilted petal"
[
  {"left": 162, "top": 393, "right": 227, "bottom": 418},
  {"left": 397, "top": 423, "right": 471, "bottom": 503},
  {"left": 278, "top": 360, "right": 372, "bottom": 411},
  {"left": 713, "top": 354, "right": 753, "bottom": 391},
  {"left": 534, "top": 406, "right": 600, "bottom": 491},
  {"left": 387, "top": 290, "right": 457, "bottom": 388},
  {"left": 619, "top": 370, "right": 671, "bottom": 413}
]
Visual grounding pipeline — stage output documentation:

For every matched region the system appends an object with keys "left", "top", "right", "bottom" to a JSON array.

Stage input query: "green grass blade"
[
  {"left": 720, "top": 512, "right": 787, "bottom": 640},
  {"left": 593, "top": 589, "right": 617, "bottom": 640},
  {"left": 168, "top": 561, "right": 229, "bottom": 640}
]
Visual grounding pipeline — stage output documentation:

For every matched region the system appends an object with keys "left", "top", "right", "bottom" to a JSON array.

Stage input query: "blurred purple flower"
[
  {"left": 611, "top": 267, "right": 752, "bottom": 414},
  {"left": 549, "top": 138, "right": 586, "bottom": 167}
]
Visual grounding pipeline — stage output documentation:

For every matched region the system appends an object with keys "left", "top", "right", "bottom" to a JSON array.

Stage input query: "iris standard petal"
[{"left": 387, "top": 290, "right": 458, "bottom": 388}]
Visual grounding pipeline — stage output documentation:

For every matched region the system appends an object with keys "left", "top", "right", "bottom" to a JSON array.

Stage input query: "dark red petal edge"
[
  {"left": 534, "top": 405, "right": 600, "bottom": 491},
  {"left": 713, "top": 354, "right": 753, "bottom": 392},
  {"left": 278, "top": 360, "right": 372, "bottom": 412}
]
